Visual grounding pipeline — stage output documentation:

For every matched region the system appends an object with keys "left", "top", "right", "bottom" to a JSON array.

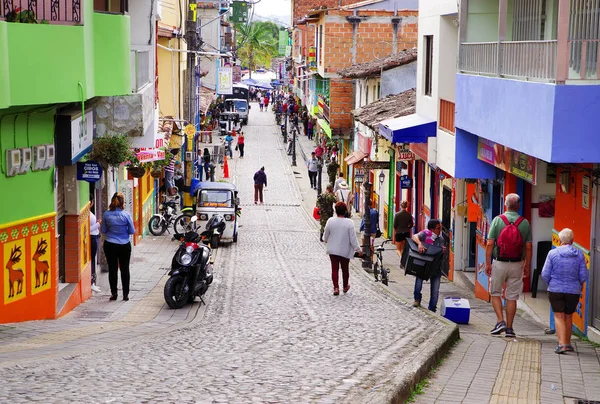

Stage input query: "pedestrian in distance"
[
  {"left": 317, "top": 184, "right": 337, "bottom": 242},
  {"left": 360, "top": 207, "right": 380, "bottom": 255},
  {"left": 333, "top": 172, "right": 346, "bottom": 193},
  {"left": 334, "top": 181, "right": 353, "bottom": 217},
  {"left": 411, "top": 219, "right": 447, "bottom": 312},
  {"left": 314, "top": 143, "right": 324, "bottom": 161},
  {"left": 486, "top": 193, "right": 532, "bottom": 338},
  {"left": 394, "top": 201, "right": 414, "bottom": 266},
  {"left": 253, "top": 166, "right": 267, "bottom": 204},
  {"left": 327, "top": 156, "right": 340, "bottom": 187},
  {"left": 164, "top": 150, "right": 177, "bottom": 196},
  {"left": 324, "top": 202, "right": 362, "bottom": 296},
  {"left": 307, "top": 152, "right": 319, "bottom": 190},
  {"left": 224, "top": 133, "right": 234, "bottom": 158},
  {"left": 264, "top": 95, "right": 269, "bottom": 110},
  {"left": 89, "top": 197, "right": 101, "bottom": 293},
  {"left": 307, "top": 119, "right": 314, "bottom": 140},
  {"left": 259, "top": 96, "right": 264, "bottom": 112},
  {"left": 102, "top": 192, "right": 136, "bottom": 302},
  {"left": 237, "top": 131, "right": 245, "bottom": 158},
  {"left": 541, "top": 228, "right": 588, "bottom": 354}
]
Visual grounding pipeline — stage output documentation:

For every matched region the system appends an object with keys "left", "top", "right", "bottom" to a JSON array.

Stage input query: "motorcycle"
[
  {"left": 275, "top": 111, "right": 281, "bottom": 125},
  {"left": 148, "top": 198, "right": 182, "bottom": 236},
  {"left": 164, "top": 216, "right": 214, "bottom": 309}
]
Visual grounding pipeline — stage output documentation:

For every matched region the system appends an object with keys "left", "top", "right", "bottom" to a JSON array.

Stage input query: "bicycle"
[{"left": 373, "top": 239, "right": 394, "bottom": 286}]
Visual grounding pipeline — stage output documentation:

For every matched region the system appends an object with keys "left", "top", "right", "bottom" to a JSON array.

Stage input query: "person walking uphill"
[
  {"left": 394, "top": 201, "right": 414, "bottom": 265},
  {"left": 102, "top": 192, "right": 136, "bottom": 301},
  {"left": 411, "top": 219, "right": 447, "bottom": 312},
  {"left": 324, "top": 202, "right": 362, "bottom": 295},
  {"left": 541, "top": 228, "right": 588, "bottom": 354},
  {"left": 317, "top": 184, "right": 337, "bottom": 242},
  {"left": 237, "top": 131, "right": 245, "bottom": 158},
  {"left": 327, "top": 156, "right": 340, "bottom": 187},
  {"left": 307, "top": 152, "right": 319, "bottom": 190},
  {"left": 486, "top": 193, "right": 532, "bottom": 338},
  {"left": 253, "top": 166, "right": 267, "bottom": 204}
]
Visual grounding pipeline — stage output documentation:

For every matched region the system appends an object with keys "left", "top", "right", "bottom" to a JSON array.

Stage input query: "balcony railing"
[
  {"left": 0, "top": 0, "right": 82, "bottom": 24},
  {"left": 460, "top": 39, "right": 600, "bottom": 82},
  {"left": 130, "top": 48, "right": 152, "bottom": 93}
]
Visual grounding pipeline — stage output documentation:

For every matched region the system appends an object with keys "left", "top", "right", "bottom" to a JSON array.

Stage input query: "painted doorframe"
[{"left": 387, "top": 148, "right": 395, "bottom": 236}]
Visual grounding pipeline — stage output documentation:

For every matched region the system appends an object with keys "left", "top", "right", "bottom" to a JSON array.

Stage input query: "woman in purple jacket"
[{"left": 541, "top": 228, "right": 588, "bottom": 354}]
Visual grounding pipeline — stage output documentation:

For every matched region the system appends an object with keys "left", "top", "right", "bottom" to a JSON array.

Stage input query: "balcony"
[
  {"left": 459, "top": 39, "right": 600, "bottom": 82},
  {"left": 458, "top": 0, "right": 600, "bottom": 83},
  {"left": 0, "top": 0, "right": 82, "bottom": 24}
]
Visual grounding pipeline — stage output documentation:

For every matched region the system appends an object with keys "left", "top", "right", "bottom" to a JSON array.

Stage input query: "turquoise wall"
[
  {"left": 0, "top": 0, "right": 131, "bottom": 108},
  {"left": 0, "top": 108, "right": 56, "bottom": 223}
]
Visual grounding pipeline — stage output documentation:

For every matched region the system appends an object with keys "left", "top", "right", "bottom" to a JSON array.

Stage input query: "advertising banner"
[
  {"left": 278, "top": 31, "right": 288, "bottom": 56},
  {"left": 477, "top": 138, "right": 537, "bottom": 184},
  {"left": 217, "top": 67, "right": 233, "bottom": 95},
  {"left": 308, "top": 46, "right": 317, "bottom": 71}
]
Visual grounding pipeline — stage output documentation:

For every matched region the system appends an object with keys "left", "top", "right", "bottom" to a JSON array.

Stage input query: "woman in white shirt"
[
  {"left": 323, "top": 202, "right": 362, "bottom": 295},
  {"left": 89, "top": 199, "right": 101, "bottom": 293}
]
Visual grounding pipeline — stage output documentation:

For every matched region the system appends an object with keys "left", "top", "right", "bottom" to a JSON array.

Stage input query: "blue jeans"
[{"left": 414, "top": 274, "right": 441, "bottom": 312}]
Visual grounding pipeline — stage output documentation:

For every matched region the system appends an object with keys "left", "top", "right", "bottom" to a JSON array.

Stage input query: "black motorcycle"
[
  {"left": 148, "top": 198, "right": 181, "bottom": 236},
  {"left": 200, "top": 214, "right": 227, "bottom": 249},
  {"left": 164, "top": 217, "right": 214, "bottom": 309}
]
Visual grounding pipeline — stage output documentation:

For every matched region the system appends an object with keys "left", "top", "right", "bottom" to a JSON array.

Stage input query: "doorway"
[{"left": 442, "top": 186, "right": 451, "bottom": 231}]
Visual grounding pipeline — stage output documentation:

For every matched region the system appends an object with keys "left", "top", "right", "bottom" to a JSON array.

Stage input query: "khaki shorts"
[{"left": 490, "top": 260, "right": 524, "bottom": 301}]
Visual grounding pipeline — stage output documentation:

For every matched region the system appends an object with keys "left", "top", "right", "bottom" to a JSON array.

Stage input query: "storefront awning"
[
  {"left": 378, "top": 114, "right": 436, "bottom": 144},
  {"left": 317, "top": 118, "right": 332, "bottom": 138},
  {"left": 344, "top": 150, "right": 368, "bottom": 165}
]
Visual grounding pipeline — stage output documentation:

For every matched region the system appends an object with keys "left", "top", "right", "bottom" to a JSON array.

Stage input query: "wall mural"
[
  {"left": 79, "top": 205, "right": 90, "bottom": 272},
  {"left": 1, "top": 215, "right": 56, "bottom": 305}
]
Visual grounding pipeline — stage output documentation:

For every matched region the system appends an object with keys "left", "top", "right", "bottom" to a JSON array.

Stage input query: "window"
[
  {"left": 424, "top": 35, "right": 433, "bottom": 96},
  {"left": 377, "top": 83, "right": 381, "bottom": 99},
  {"left": 318, "top": 25, "right": 323, "bottom": 66},
  {"left": 94, "top": 0, "right": 128, "bottom": 13},
  {"left": 357, "top": 84, "right": 362, "bottom": 109},
  {"left": 365, "top": 86, "right": 369, "bottom": 105}
]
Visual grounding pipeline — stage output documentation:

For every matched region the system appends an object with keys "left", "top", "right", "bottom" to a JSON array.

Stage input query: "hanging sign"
[
  {"left": 218, "top": 67, "right": 233, "bottom": 95},
  {"left": 363, "top": 161, "right": 390, "bottom": 170},
  {"left": 397, "top": 145, "right": 415, "bottom": 161},
  {"left": 76, "top": 161, "right": 103, "bottom": 183},
  {"left": 477, "top": 138, "right": 537, "bottom": 184},
  {"left": 400, "top": 175, "right": 412, "bottom": 189}
]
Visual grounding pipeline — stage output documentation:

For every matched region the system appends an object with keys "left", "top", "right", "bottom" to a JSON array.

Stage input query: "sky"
[{"left": 252, "top": 0, "right": 291, "bottom": 25}]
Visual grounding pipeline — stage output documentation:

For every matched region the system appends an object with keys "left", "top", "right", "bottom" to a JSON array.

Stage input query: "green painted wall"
[
  {"left": 467, "top": 0, "right": 514, "bottom": 42},
  {"left": 0, "top": 0, "right": 130, "bottom": 108},
  {"left": 0, "top": 23, "right": 9, "bottom": 109},
  {"left": 93, "top": 13, "right": 131, "bottom": 96},
  {"left": 79, "top": 181, "right": 90, "bottom": 211},
  {"left": 0, "top": 108, "right": 56, "bottom": 224}
]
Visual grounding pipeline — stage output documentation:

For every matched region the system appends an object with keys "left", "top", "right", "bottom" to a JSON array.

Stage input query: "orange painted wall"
[
  {"left": 0, "top": 214, "right": 57, "bottom": 323},
  {"left": 554, "top": 167, "right": 593, "bottom": 250}
]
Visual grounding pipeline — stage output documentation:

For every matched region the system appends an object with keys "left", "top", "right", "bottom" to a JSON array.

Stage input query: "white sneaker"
[{"left": 91, "top": 284, "right": 101, "bottom": 293}]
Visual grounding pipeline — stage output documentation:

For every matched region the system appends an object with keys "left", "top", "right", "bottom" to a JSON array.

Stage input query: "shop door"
[
  {"left": 593, "top": 186, "right": 600, "bottom": 329},
  {"left": 55, "top": 166, "right": 65, "bottom": 283},
  {"left": 442, "top": 186, "right": 451, "bottom": 231},
  {"left": 415, "top": 161, "right": 425, "bottom": 232}
]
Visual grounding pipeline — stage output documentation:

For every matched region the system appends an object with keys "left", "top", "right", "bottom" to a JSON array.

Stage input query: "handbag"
[
  {"left": 235, "top": 145, "right": 239, "bottom": 151},
  {"left": 375, "top": 226, "right": 382, "bottom": 238},
  {"left": 313, "top": 207, "right": 321, "bottom": 220}
]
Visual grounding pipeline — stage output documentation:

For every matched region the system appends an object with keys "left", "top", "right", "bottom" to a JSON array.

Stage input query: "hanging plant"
[{"left": 87, "top": 134, "right": 135, "bottom": 167}]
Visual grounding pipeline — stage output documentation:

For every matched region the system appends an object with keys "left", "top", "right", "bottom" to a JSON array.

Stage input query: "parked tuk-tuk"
[{"left": 195, "top": 182, "right": 240, "bottom": 247}]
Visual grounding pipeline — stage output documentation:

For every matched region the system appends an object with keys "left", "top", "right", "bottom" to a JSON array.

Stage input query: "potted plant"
[{"left": 87, "top": 134, "right": 135, "bottom": 167}]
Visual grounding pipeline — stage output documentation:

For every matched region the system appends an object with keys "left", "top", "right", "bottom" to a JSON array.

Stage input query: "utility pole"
[
  {"left": 291, "top": 128, "right": 297, "bottom": 166},
  {"left": 184, "top": 2, "right": 200, "bottom": 202},
  {"left": 362, "top": 180, "right": 373, "bottom": 272}
]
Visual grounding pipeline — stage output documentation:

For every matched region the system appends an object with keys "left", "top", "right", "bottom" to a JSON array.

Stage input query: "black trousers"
[
  {"left": 238, "top": 143, "right": 245, "bottom": 157},
  {"left": 103, "top": 241, "right": 131, "bottom": 297},
  {"left": 308, "top": 171, "right": 317, "bottom": 187},
  {"left": 90, "top": 235, "right": 98, "bottom": 285}
]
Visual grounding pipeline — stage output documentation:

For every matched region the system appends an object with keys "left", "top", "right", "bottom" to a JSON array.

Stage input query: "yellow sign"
[{"left": 184, "top": 124, "right": 196, "bottom": 136}]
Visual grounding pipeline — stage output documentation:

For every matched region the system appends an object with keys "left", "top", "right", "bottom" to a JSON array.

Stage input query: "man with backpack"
[{"left": 486, "top": 193, "right": 532, "bottom": 338}]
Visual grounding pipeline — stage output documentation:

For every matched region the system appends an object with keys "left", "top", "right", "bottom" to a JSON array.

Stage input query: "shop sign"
[
  {"left": 76, "top": 161, "right": 103, "bottom": 183},
  {"left": 396, "top": 145, "right": 414, "bottom": 161},
  {"left": 400, "top": 175, "right": 412, "bottom": 189},
  {"left": 363, "top": 161, "right": 390, "bottom": 170},
  {"left": 217, "top": 67, "right": 233, "bottom": 95},
  {"left": 135, "top": 148, "right": 165, "bottom": 163},
  {"left": 55, "top": 109, "right": 95, "bottom": 165},
  {"left": 354, "top": 174, "right": 365, "bottom": 184},
  {"left": 477, "top": 138, "right": 537, "bottom": 184}
]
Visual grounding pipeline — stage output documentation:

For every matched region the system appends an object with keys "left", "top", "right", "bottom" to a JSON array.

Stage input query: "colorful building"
[
  {"left": 0, "top": 0, "right": 132, "bottom": 322},
  {"left": 455, "top": 0, "right": 600, "bottom": 338}
]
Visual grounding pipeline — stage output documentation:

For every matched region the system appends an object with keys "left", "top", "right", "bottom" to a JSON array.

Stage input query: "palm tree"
[{"left": 235, "top": 22, "right": 278, "bottom": 78}]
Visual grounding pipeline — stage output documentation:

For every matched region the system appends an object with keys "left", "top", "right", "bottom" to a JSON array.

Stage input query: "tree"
[{"left": 235, "top": 22, "right": 278, "bottom": 77}]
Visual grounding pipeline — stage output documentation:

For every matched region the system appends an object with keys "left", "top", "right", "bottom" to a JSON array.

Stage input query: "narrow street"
[{"left": 0, "top": 105, "right": 456, "bottom": 403}]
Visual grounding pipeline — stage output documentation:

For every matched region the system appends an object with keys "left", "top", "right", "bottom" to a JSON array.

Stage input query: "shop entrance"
[{"left": 593, "top": 186, "right": 600, "bottom": 329}]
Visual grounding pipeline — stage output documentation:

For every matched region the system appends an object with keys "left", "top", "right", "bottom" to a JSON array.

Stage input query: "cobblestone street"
[{"left": 0, "top": 105, "right": 456, "bottom": 403}]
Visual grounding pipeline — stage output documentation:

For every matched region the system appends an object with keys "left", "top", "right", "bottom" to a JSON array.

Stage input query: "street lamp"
[
  {"left": 362, "top": 178, "right": 373, "bottom": 273},
  {"left": 317, "top": 158, "right": 323, "bottom": 196},
  {"left": 379, "top": 171, "right": 385, "bottom": 189},
  {"left": 291, "top": 128, "right": 297, "bottom": 166}
]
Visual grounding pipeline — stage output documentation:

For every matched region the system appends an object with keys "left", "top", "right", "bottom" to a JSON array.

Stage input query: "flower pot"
[
  {"left": 128, "top": 166, "right": 146, "bottom": 178},
  {"left": 150, "top": 169, "right": 162, "bottom": 178}
]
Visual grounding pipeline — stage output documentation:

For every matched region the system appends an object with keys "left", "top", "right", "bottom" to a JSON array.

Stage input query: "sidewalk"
[{"left": 292, "top": 123, "right": 600, "bottom": 404}]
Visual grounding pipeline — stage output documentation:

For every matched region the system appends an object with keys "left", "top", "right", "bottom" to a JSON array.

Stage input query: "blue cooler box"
[{"left": 441, "top": 298, "right": 470, "bottom": 324}]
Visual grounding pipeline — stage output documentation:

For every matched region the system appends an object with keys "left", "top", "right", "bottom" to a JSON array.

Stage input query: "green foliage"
[
  {"left": 87, "top": 134, "right": 135, "bottom": 167},
  {"left": 6, "top": 9, "right": 38, "bottom": 23},
  {"left": 235, "top": 22, "right": 279, "bottom": 73}
]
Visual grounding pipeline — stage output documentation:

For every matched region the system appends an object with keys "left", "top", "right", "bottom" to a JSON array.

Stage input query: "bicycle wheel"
[
  {"left": 381, "top": 267, "right": 389, "bottom": 286},
  {"left": 373, "top": 262, "right": 379, "bottom": 282},
  {"left": 173, "top": 213, "right": 194, "bottom": 234}
]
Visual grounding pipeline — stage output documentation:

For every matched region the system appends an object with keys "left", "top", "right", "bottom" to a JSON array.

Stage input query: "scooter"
[
  {"left": 164, "top": 216, "right": 214, "bottom": 309},
  {"left": 199, "top": 214, "right": 227, "bottom": 249}
]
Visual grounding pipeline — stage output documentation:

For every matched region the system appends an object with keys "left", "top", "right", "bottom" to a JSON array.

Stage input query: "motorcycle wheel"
[
  {"left": 211, "top": 234, "right": 219, "bottom": 249},
  {"left": 173, "top": 213, "right": 194, "bottom": 234},
  {"left": 164, "top": 276, "right": 189, "bottom": 309},
  {"left": 148, "top": 216, "right": 166, "bottom": 236}
]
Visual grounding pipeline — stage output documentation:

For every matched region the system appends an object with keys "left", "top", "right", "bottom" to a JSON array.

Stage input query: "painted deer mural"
[
  {"left": 33, "top": 239, "right": 50, "bottom": 288},
  {"left": 6, "top": 245, "right": 24, "bottom": 298}
]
